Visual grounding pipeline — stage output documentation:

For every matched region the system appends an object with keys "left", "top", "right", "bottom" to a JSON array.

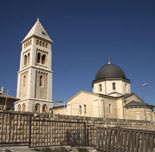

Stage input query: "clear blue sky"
[{"left": 0, "top": 0, "right": 154, "bottom": 105}]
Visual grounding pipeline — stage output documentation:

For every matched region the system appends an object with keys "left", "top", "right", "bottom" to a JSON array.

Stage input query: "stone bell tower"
[{"left": 15, "top": 18, "right": 53, "bottom": 113}]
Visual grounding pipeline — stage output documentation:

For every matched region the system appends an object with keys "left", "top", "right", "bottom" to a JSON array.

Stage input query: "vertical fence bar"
[{"left": 28, "top": 114, "right": 32, "bottom": 148}]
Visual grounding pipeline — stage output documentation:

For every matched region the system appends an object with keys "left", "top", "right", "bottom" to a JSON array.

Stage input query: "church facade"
[
  {"left": 53, "top": 62, "right": 154, "bottom": 121},
  {"left": 15, "top": 18, "right": 53, "bottom": 113}
]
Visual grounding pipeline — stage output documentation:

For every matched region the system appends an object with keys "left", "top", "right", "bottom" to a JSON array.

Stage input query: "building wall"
[
  {"left": 66, "top": 92, "right": 99, "bottom": 117},
  {"left": 93, "top": 80, "right": 131, "bottom": 96},
  {"left": 125, "top": 107, "right": 153, "bottom": 121},
  {"left": 52, "top": 107, "right": 67, "bottom": 115}
]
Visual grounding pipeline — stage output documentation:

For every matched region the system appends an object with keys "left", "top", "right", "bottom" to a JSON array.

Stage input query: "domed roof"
[{"left": 94, "top": 63, "right": 129, "bottom": 82}]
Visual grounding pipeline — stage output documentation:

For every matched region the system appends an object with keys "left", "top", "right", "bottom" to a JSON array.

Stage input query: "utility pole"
[{"left": 141, "top": 83, "right": 148, "bottom": 122}]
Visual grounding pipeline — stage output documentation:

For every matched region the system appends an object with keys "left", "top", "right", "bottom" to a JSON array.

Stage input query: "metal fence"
[
  {"left": 0, "top": 111, "right": 155, "bottom": 152},
  {"left": 96, "top": 127, "right": 155, "bottom": 152}
]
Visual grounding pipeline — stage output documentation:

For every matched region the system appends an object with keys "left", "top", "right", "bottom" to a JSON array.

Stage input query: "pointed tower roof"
[{"left": 22, "top": 18, "right": 52, "bottom": 43}]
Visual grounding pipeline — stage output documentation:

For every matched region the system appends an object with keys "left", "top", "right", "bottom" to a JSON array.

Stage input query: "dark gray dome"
[{"left": 94, "top": 64, "right": 128, "bottom": 81}]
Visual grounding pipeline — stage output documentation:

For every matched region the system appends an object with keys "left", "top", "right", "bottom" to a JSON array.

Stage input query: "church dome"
[{"left": 94, "top": 63, "right": 129, "bottom": 82}]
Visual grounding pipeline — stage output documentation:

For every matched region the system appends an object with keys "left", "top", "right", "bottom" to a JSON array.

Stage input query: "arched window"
[
  {"left": 39, "top": 75, "right": 43, "bottom": 86},
  {"left": 45, "top": 43, "right": 48, "bottom": 48},
  {"left": 24, "top": 55, "right": 27, "bottom": 65},
  {"left": 84, "top": 104, "right": 87, "bottom": 114},
  {"left": 39, "top": 41, "right": 42, "bottom": 46},
  {"left": 23, "top": 75, "right": 26, "bottom": 87},
  {"left": 99, "top": 84, "right": 102, "bottom": 92},
  {"left": 36, "top": 40, "right": 39, "bottom": 45},
  {"left": 28, "top": 53, "right": 30, "bottom": 64},
  {"left": 109, "top": 104, "right": 112, "bottom": 113},
  {"left": 42, "top": 42, "right": 45, "bottom": 47},
  {"left": 42, "top": 104, "right": 48, "bottom": 113},
  {"left": 35, "top": 103, "right": 40, "bottom": 113},
  {"left": 79, "top": 105, "right": 82, "bottom": 114},
  {"left": 42, "top": 54, "right": 46, "bottom": 64},
  {"left": 18, "top": 104, "right": 21, "bottom": 111},
  {"left": 125, "top": 83, "right": 128, "bottom": 92},
  {"left": 22, "top": 104, "right": 26, "bottom": 112},
  {"left": 112, "top": 82, "right": 116, "bottom": 90},
  {"left": 37, "top": 52, "right": 41, "bottom": 63}
]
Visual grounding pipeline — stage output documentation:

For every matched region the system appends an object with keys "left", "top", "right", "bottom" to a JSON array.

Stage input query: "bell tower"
[{"left": 15, "top": 18, "right": 53, "bottom": 113}]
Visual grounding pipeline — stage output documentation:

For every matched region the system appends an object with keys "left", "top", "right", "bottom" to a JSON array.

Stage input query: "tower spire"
[{"left": 108, "top": 57, "right": 111, "bottom": 64}]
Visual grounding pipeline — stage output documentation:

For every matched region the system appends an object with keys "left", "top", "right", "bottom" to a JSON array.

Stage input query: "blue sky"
[{"left": 0, "top": 0, "right": 154, "bottom": 105}]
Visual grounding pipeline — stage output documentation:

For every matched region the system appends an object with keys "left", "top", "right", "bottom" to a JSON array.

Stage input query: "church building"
[
  {"left": 15, "top": 18, "right": 53, "bottom": 113},
  {"left": 52, "top": 62, "right": 154, "bottom": 121}
]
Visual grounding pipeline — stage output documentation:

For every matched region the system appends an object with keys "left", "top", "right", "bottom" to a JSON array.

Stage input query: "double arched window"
[{"left": 37, "top": 52, "right": 46, "bottom": 65}]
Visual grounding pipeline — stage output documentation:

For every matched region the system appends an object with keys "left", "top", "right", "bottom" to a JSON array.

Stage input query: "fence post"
[{"left": 28, "top": 114, "right": 32, "bottom": 148}]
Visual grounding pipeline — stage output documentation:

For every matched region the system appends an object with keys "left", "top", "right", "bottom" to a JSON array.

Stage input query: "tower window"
[
  {"left": 39, "top": 75, "right": 43, "bottom": 87},
  {"left": 28, "top": 53, "right": 30, "bottom": 64},
  {"left": 36, "top": 40, "right": 39, "bottom": 45},
  {"left": 24, "top": 55, "right": 27, "bottom": 65},
  {"left": 42, "top": 54, "right": 46, "bottom": 64},
  {"left": 112, "top": 82, "right": 116, "bottom": 90},
  {"left": 42, "top": 42, "right": 45, "bottom": 47},
  {"left": 23, "top": 75, "right": 26, "bottom": 87},
  {"left": 45, "top": 43, "right": 48, "bottom": 48},
  {"left": 39, "top": 41, "right": 42, "bottom": 46},
  {"left": 79, "top": 105, "right": 82, "bottom": 114},
  {"left": 99, "top": 84, "right": 102, "bottom": 92},
  {"left": 37, "top": 52, "right": 41, "bottom": 63},
  {"left": 84, "top": 104, "right": 87, "bottom": 114}
]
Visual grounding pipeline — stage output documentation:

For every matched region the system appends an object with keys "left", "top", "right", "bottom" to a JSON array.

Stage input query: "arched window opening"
[
  {"left": 112, "top": 82, "right": 116, "bottom": 90},
  {"left": 42, "top": 42, "right": 45, "bottom": 47},
  {"left": 24, "top": 55, "right": 27, "bottom": 65},
  {"left": 23, "top": 75, "right": 26, "bottom": 87},
  {"left": 37, "top": 53, "right": 41, "bottom": 63},
  {"left": 84, "top": 104, "right": 87, "bottom": 114},
  {"left": 22, "top": 104, "right": 26, "bottom": 112},
  {"left": 79, "top": 105, "right": 82, "bottom": 114},
  {"left": 28, "top": 53, "right": 30, "bottom": 64},
  {"left": 18, "top": 104, "right": 21, "bottom": 111},
  {"left": 109, "top": 104, "right": 112, "bottom": 114},
  {"left": 36, "top": 40, "right": 39, "bottom": 45},
  {"left": 99, "top": 84, "right": 102, "bottom": 92},
  {"left": 42, "top": 54, "right": 46, "bottom": 64},
  {"left": 39, "top": 41, "right": 42, "bottom": 46},
  {"left": 39, "top": 75, "right": 43, "bottom": 87},
  {"left": 42, "top": 104, "right": 48, "bottom": 113},
  {"left": 45, "top": 43, "right": 48, "bottom": 48},
  {"left": 125, "top": 83, "right": 128, "bottom": 93},
  {"left": 35, "top": 103, "right": 40, "bottom": 113}
]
